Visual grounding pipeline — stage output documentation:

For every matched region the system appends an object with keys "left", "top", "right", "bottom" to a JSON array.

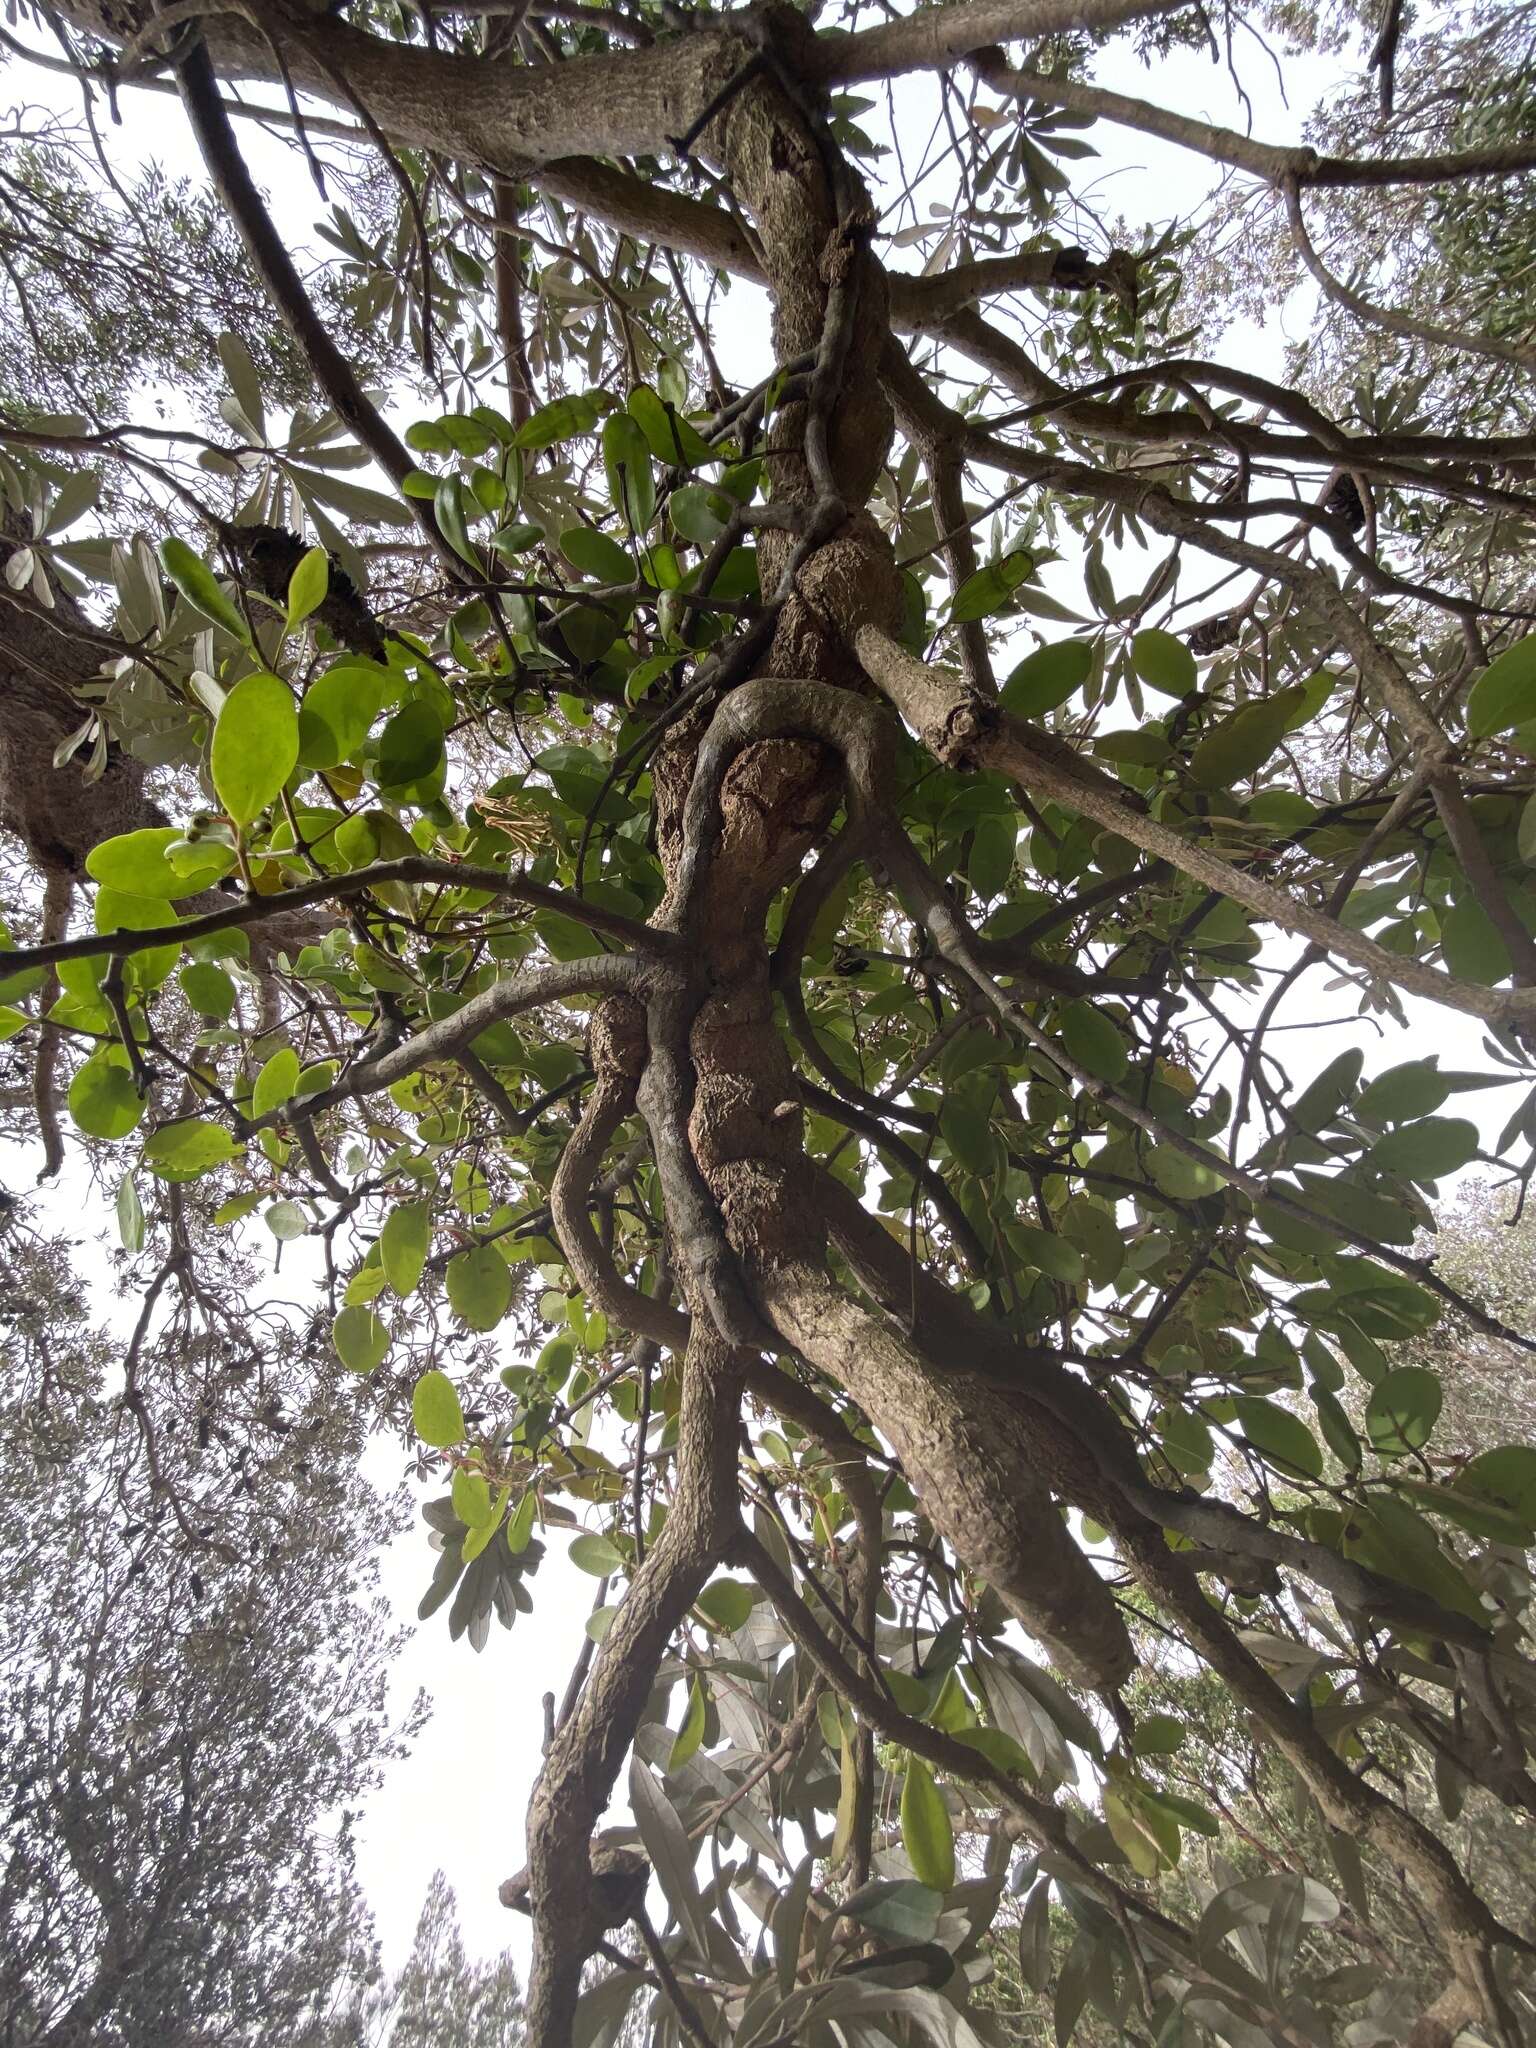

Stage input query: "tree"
[
  {"left": 365, "top": 1870, "right": 525, "bottom": 2048},
  {"left": 1, "top": 1, "right": 1536, "bottom": 2045},
  {"left": 0, "top": 1209, "right": 419, "bottom": 2046}
]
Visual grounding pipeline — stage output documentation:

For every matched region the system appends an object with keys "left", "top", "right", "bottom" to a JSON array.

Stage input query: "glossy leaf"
[
  {"left": 1366, "top": 1366, "right": 1443, "bottom": 1456},
  {"left": 211, "top": 673, "right": 299, "bottom": 826},
  {"left": 899, "top": 1756, "right": 954, "bottom": 1891},
  {"left": 380, "top": 1201, "right": 431, "bottom": 1297},
  {"left": 412, "top": 1369, "right": 465, "bottom": 1447},
  {"left": 158, "top": 535, "right": 252, "bottom": 644},
  {"left": 333, "top": 1305, "right": 390, "bottom": 1373},
  {"left": 1465, "top": 633, "right": 1536, "bottom": 737},
  {"left": 68, "top": 1047, "right": 144, "bottom": 1139},
  {"left": 1001, "top": 638, "right": 1093, "bottom": 716},
  {"left": 142, "top": 1117, "right": 241, "bottom": 1181},
  {"left": 445, "top": 1245, "right": 512, "bottom": 1330},
  {"left": 1130, "top": 628, "right": 1195, "bottom": 696}
]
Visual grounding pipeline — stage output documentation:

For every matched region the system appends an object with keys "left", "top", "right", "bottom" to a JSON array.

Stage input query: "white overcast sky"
[{"left": 1, "top": 10, "right": 1490, "bottom": 1985}]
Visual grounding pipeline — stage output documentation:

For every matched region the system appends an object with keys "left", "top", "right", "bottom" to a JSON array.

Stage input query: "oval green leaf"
[
  {"left": 142, "top": 1116, "right": 241, "bottom": 1181},
  {"left": 1366, "top": 1366, "right": 1443, "bottom": 1456},
  {"left": 1001, "top": 638, "right": 1093, "bottom": 717},
  {"left": 211, "top": 672, "right": 299, "bottom": 827},
  {"left": 1130, "top": 629, "right": 1196, "bottom": 697},
  {"left": 445, "top": 1244, "right": 512, "bottom": 1331},
  {"left": 1232, "top": 1395, "right": 1325, "bottom": 1481},
  {"left": 1465, "top": 634, "right": 1536, "bottom": 738},
  {"left": 68, "top": 1046, "right": 144, "bottom": 1139},
  {"left": 412, "top": 1368, "right": 465, "bottom": 1447},
  {"left": 86, "top": 826, "right": 233, "bottom": 899},
  {"left": 380, "top": 1200, "right": 431, "bottom": 1297},
  {"left": 297, "top": 663, "right": 386, "bottom": 771}
]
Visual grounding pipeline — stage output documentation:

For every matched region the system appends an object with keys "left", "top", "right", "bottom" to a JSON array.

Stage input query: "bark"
[
  {"left": 0, "top": 533, "right": 164, "bottom": 877},
  {"left": 17, "top": 11, "right": 1532, "bottom": 2045}
]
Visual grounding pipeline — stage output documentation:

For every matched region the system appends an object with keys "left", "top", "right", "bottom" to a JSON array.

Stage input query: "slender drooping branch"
[
  {"left": 979, "top": 55, "right": 1536, "bottom": 188},
  {"left": 172, "top": 36, "right": 466, "bottom": 580},
  {"left": 1281, "top": 175, "right": 1536, "bottom": 371},
  {"left": 0, "top": 859, "right": 675, "bottom": 974},
  {"left": 853, "top": 624, "right": 1536, "bottom": 1029}
]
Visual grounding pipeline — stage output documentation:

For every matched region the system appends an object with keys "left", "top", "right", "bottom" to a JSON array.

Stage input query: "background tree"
[
  {"left": 1, "top": 1, "right": 1535, "bottom": 2045},
  {"left": 0, "top": 1209, "right": 421, "bottom": 2047},
  {"left": 364, "top": 1869, "right": 525, "bottom": 2048}
]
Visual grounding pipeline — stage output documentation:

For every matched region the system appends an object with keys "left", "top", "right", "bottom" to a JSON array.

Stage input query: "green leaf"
[
  {"left": 570, "top": 1531, "right": 624, "bottom": 1576},
  {"left": 1001, "top": 638, "right": 1093, "bottom": 716},
  {"left": 86, "top": 826, "right": 233, "bottom": 899},
  {"left": 695, "top": 1578, "right": 755, "bottom": 1631},
  {"left": 1188, "top": 685, "right": 1306, "bottom": 789},
  {"left": 968, "top": 812, "right": 1016, "bottom": 898},
  {"left": 297, "top": 663, "right": 386, "bottom": 771},
  {"left": 560, "top": 526, "right": 633, "bottom": 584},
  {"left": 669, "top": 483, "right": 736, "bottom": 547},
  {"left": 940, "top": 1093, "right": 993, "bottom": 1174},
  {"left": 1441, "top": 901, "right": 1510, "bottom": 985},
  {"left": 376, "top": 699, "right": 445, "bottom": 793},
  {"left": 116, "top": 1172, "right": 145, "bottom": 1252},
  {"left": 158, "top": 535, "right": 252, "bottom": 645},
  {"left": 842, "top": 1879, "right": 944, "bottom": 1943},
  {"left": 1130, "top": 629, "right": 1196, "bottom": 697},
  {"left": 68, "top": 1047, "right": 144, "bottom": 1139},
  {"left": 1368, "top": 1117, "right": 1479, "bottom": 1182},
  {"left": 1357, "top": 1057, "right": 1450, "bottom": 1126},
  {"left": 252, "top": 1047, "right": 300, "bottom": 1118},
  {"left": 553, "top": 603, "right": 619, "bottom": 666},
  {"left": 1013, "top": 1223, "right": 1085, "bottom": 1284},
  {"left": 1456, "top": 1445, "right": 1536, "bottom": 1536},
  {"left": 216, "top": 329, "right": 266, "bottom": 436},
  {"left": 602, "top": 412, "right": 656, "bottom": 533},
  {"left": 669, "top": 1677, "right": 708, "bottom": 1770},
  {"left": 1059, "top": 999, "right": 1129, "bottom": 1083},
  {"left": 446, "top": 1244, "right": 512, "bottom": 1331},
  {"left": 951, "top": 549, "right": 1034, "bottom": 623},
  {"left": 1293, "top": 1047, "right": 1363, "bottom": 1132},
  {"left": 1133, "top": 1713, "right": 1185, "bottom": 1756},
  {"left": 433, "top": 474, "right": 480, "bottom": 566},
  {"left": 1465, "top": 634, "right": 1536, "bottom": 738},
  {"left": 899, "top": 1756, "right": 954, "bottom": 1891},
  {"left": 506, "top": 1491, "right": 537, "bottom": 1554},
  {"left": 285, "top": 544, "right": 329, "bottom": 630},
  {"left": 1232, "top": 1395, "right": 1324, "bottom": 1480},
  {"left": 142, "top": 1116, "right": 241, "bottom": 1181},
  {"left": 628, "top": 385, "right": 715, "bottom": 468},
  {"left": 1366, "top": 1366, "right": 1443, "bottom": 1456},
  {"left": 412, "top": 1369, "right": 465, "bottom": 1447},
  {"left": 1310, "top": 1382, "right": 1362, "bottom": 1473},
  {"left": 514, "top": 391, "right": 601, "bottom": 451},
  {"left": 180, "top": 961, "right": 236, "bottom": 1018},
  {"left": 380, "top": 1200, "right": 431, "bottom": 1297},
  {"left": 265, "top": 1200, "right": 308, "bottom": 1241},
  {"left": 452, "top": 1467, "right": 496, "bottom": 1529},
  {"left": 212, "top": 673, "right": 299, "bottom": 826},
  {"left": 1103, "top": 1787, "right": 1168, "bottom": 1878},
  {"left": 333, "top": 1302, "right": 391, "bottom": 1368},
  {"left": 948, "top": 1725, "right": 1036, "bottom": 1780}
]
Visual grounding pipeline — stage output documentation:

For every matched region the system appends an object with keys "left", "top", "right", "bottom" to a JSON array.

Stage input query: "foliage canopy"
[{"left": 2, "top": 0, "right": 1536, "bottom": 2043}]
